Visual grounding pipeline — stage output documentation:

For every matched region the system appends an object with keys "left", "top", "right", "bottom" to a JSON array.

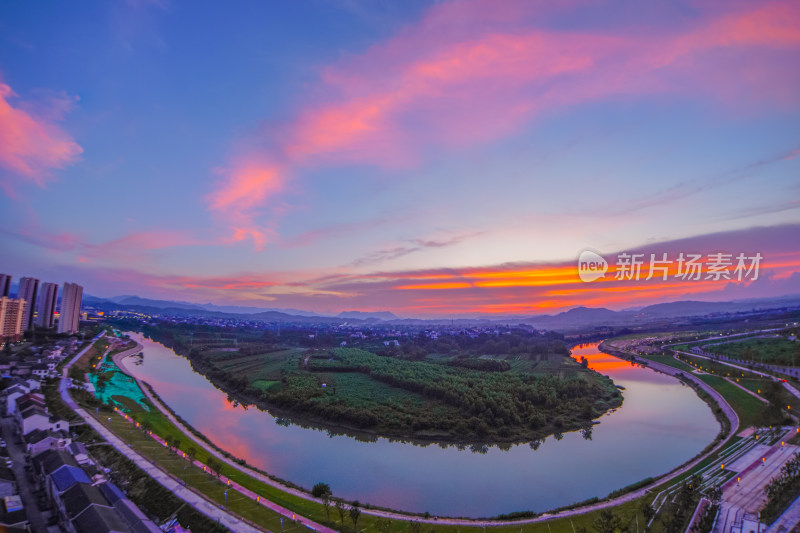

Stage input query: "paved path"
[
  {"left": 715, "top": 433, "right": 799, "bottom": 533},
  {"left": 61, "top": 333, "right": 264, "bottom": 533},
  {"left": 675, "top": 350, "right": 800, "bottom": 405}
]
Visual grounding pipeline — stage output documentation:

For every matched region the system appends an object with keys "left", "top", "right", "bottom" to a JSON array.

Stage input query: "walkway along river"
[{"left": 121, "top": 334, "right": 721, "bottom": 518}]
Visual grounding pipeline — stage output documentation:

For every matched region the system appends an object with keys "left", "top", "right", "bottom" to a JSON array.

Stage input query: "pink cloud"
[
  {"left": 209, "top": 1, "right": 800, "bottom": 248},
  {"left": 0, "top": 81, "right": 82, "bottom": 195},
  {"left": 206, "top": 160, "right": 285, "bottom": 251},
  {"left": 4, "top": 224, "right": 202, "bottom": 266}
]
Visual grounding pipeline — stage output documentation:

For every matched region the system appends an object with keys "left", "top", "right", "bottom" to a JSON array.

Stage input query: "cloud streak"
[
  {"left": 0, "top": 81, "right": 82, "bottom": 196},
  {"left": 46, "top": 223, "right": 800, "bottom": 317},
  {"left": 207, "top": 1, "right": 800, "bottom": 248}
]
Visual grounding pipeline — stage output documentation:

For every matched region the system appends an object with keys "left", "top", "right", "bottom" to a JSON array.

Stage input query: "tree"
[
  {"left": 206, "top": 457, "right": 223, "bottom": 478},
  {"left": 312, "top": 482, "right": 331, "bottom": 498},
  {"left": 375, "top": 518, "right": 391, "bottom": 533},
  {"left": 312, "top": 483, "right": 332, "bottom": 521},
  {"left": 640, "top": 500, "right": 656, "bottom": 523},
  {"left": 335, "top": 500, "right": 346, "bottom": 525},
  {"left": 706, "top": 484, "right": 722, "bottom": 506},
  {"left": 350, "top": 501, "right": 361, "bottom": 531},
  {"left": 186, "top": 446, "right": 197, "bottom": 464},
  {"left": 593, "top": 509, "right": 621, "bottom": 533}
]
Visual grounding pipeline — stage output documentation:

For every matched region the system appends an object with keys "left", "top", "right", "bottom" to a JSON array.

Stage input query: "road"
[
  {"left": 0, "top": 415, "right": 49, "bottom": 532},
  {"left": 60, "top": 333, "right": 265, "bottom": 533}
]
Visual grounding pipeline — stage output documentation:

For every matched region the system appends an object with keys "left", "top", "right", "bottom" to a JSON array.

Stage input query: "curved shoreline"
[{"left": 108, "top": 336, "right": 739, "bottom": 527}]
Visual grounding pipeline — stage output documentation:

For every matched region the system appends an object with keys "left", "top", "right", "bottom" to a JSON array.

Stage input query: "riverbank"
[{"left": 102, "top": 336, "right": 733, "bottom": 529}]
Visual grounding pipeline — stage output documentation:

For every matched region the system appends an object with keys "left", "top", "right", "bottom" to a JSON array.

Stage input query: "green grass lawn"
[
  {"left": 106, "top": 415, "right": 304, "bottom": 531},
  {"left": 696, "top": 374, "right": 766, "bottom": 430},
  {"left": 706, "top": 337, "right": 800, "bottom": 367},
  {"left": 252, "top": 379, "right": 280, "bottom": 392}
]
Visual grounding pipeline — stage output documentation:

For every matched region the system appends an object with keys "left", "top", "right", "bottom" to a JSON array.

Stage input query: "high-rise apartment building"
[
  {"left": 0, "top": 297, "right": 26, "bottom": 343},
  {"left": 57, "top": 282, "right": 83, "bottom": 334},
  {"left": 17, "top": 277, "right": 39, "bottom": 331},
  {"left": 0, "top": 274, "right": 10, "bottom": 297},
  {"left": 36, "top": 282, "right": 59, "bottom": 329}
]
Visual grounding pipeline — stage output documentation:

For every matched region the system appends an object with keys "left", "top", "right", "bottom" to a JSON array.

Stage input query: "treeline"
[
  {"left": 375, "top": 331, "right": 568, "bottom": 360},
  {"left": 272, "top": 348, "right": 622, "bottom": 441}
]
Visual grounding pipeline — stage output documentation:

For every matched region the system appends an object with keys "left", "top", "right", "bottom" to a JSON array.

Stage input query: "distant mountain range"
[
  {"left": 83, "top": 293, "right": 800, "bottom": 331},
  {"left": 102, "top": 295, "right": 320, "bottom": 316}
]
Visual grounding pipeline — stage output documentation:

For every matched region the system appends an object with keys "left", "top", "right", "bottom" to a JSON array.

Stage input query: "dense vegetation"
[
  {"left": 762, "top": 452, "right": 800, "bottom": 524},
  {"left": 113, "top": 320, "right": 623, "bottom": 443}
]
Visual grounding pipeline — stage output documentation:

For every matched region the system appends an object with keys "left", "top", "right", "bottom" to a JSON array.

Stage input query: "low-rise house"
[
  {"left": 14, "top": 392, "right": 68, "bottom": 435},
  {"left": 27, "top": 429, "right": 72, "bottom": 457},
  {"left": 58, "top": 483, "right": 114, "bottom": 533},
  {"left": 0, "top": 495, "right": 27, "bottom": 530},
  {"left": 11, "top": 362, "right": 32, "bottom": 377},
  {"left": 68, "top": 442, "right": 90, "bottom": 465},
  {"left": 34, "top": 449, "right": 78, "bottom": 481},
  {"left": 50, "top": 416, "right": 69, "bottom": 433},
  {"left": 72, "top": 504, "right": 132, "bottom": 533},
  {"left": 98, "top": 483, "right": 161, "bottom": 532},
  {"left": 3, "top": 383, "right": 36, "bottom": 416},
  {"left": 18, "top": 404, "right": 50, "bottom": 435},
  {"left": 0, "top": 466, "right": 15, "bottom": 498},
  {"left": 49, "top": 466, "right": 92, "bottom": 503}
]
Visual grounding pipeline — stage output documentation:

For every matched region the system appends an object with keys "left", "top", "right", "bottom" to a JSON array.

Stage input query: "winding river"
[{"left": 122, "top": 333, "right": 718, "bottom": 518}]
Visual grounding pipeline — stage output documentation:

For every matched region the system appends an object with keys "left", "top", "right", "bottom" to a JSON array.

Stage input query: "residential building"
[
  {"left": 27, "top": 429, "right": 72, "bottom": 457},
  {"left": 17, "top": 277, "right": 39, "bottom": 330},
  {"left": 0, "top": 494, "right": 27, "bottom": 530},
  {"left": 0, "top": 297, "right": 26, "bottom": 344},
  {"left": 0, "top": 274, "right": 10, "bottom": 297},
  {"left": 58, "top": 282, "right": 83, "bottom": 334},
  {"left": 72, "top": 504, "right": 132, "bottom": 533},
  {"left": 36, "top": 281, "right": 59, "bottom": 328},
  {"left": 31, "top": 446, "right": 158, "bottom": 532},
  {"left": 0, "top": 466, "right": 15, "bottom": 498},
  {"left": 67, "top": 442, "right": 90, "bottom": 465},
  {"left": 4, "top": 384, "right": 37, "bottom": 416}
]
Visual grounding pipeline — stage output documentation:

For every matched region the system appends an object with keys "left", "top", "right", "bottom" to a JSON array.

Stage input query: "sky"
[{"left": 1, "top": 0, "right": 799, "bottom": 317}]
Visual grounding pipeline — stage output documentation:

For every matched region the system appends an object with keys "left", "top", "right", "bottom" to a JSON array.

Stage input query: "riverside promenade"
[
  {"left": 60, "top": 333, "right": 265, "bottom": 533},
  {"left": 106, "top": 338, "right": 741, "bottom": 528}
]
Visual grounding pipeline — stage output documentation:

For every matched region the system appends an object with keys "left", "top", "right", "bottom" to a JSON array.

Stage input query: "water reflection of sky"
[{"left": 125, "top": 333, "right": 719, "bottom": 517}]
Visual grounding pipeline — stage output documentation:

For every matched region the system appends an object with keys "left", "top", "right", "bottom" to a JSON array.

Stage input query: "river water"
[{"left": 122, "top": 333, "right": 718, "bottom": 517}]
